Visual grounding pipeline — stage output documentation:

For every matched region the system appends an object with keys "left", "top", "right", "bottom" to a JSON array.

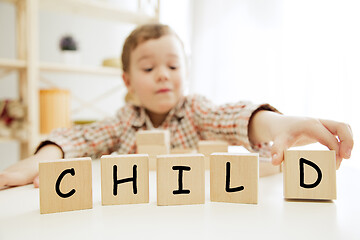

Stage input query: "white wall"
[
  {"left": 190, "top": 0, "right": 359, "bottom": 168},
  {"left": 1, "top": 0, "right": 357, "bottom": 169}
]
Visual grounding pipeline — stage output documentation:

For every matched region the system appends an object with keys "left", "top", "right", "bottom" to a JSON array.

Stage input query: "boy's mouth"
[{"left": 156, "top": 88, "right": 171, "bottom": 94}]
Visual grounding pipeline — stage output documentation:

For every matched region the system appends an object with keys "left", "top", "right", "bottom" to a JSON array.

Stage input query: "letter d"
[{"left": 299, "top": 158, "right": 322, "bottom": 189}]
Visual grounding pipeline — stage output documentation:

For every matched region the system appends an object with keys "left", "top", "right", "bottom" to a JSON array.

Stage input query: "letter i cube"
[
  {"left": 157, "top": 154, "right": 205, "bottom": 206},
  {"left": 283, "top": 150, "right": 336, "bottom": 200}
]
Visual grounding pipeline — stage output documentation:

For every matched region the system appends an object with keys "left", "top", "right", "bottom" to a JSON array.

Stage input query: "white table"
[{"left": 0, "top": 160, "right": 359, "bottom": 240}]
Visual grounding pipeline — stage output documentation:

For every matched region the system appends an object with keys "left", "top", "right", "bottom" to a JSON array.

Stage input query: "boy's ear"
[{"left": 122, "top": 72, "right": 132, "bottom": 92}]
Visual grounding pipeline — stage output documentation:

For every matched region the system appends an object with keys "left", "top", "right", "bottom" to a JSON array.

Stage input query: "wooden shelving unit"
[
  {"left": 0, "top": 0, "right": 159, "bottom": 158},
  {"left": 0, "top": 58, "right": 27, "bottom": 69},
  {"left": 39, "top": 62, "right": 122, "bottom": 76},
  {"left": 40, "top": 0, "right": 158, "bottom": 24}
]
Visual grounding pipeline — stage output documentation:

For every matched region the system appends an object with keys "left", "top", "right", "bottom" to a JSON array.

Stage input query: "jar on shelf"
[{"left": 39, "top": 89, "right": 71, "bottom": 134}]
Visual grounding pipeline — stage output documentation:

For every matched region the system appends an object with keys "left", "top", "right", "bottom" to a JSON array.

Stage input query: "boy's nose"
[{"left": 156, "top": 66, "right": 169, "bottom": 82}]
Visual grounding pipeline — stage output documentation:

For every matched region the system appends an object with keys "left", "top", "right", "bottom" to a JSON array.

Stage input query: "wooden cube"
[
  {"left": 101, "top": 154, "right": 149, "bottom": 205},
  {"left": 198, "top": 140, "right": 229, "bottom": 169},
  {"left": 210, "top": 153, "right": 258, "bottom": 204},
  {"left": 136, "top": 130, "right": 170, "bottom": 147},
  {"left": 170, "top": 148, "right": 197, "bottom": 154},
  {"left": 157, "top": 154, "right": 205, "bottom": 206},
  {"left": 259, "top": 157, "right": 281, "bottom": 177},
  {"left": 283, "top": 150, "right": 336, "bottom": 200},
  {"left": 137, "top": 145, "right": 169, "bottom": 155},
  {"left": 137, "top": 145, "right": 169, "bottom": 170},
  {"left": 39, "top": 157, "right": 92, "bottom": 214},
  {"left": 198, "top": 140, "right": 229, "bottom": 155},
  {"left": 136, "top": 130, "right": 171, "bottom": 171}
]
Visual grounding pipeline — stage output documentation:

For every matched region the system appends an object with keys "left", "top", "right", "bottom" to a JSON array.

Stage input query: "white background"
[{"left": 0, "top": 0, "right": 358, "bottom": 169}]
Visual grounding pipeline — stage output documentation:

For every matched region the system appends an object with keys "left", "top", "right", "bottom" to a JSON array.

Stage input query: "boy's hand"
[
  {"left": 0, "top": 144, "right": 62, "bottom": 190},
  {"left": 0, "top": 155, "right": 40, "bottom": 189},
  {"left": 249, "top": 111, "right": 354, "bottom": 169}
]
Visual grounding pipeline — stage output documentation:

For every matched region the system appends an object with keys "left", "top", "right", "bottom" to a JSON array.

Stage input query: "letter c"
[{"left": 55, "top": 168, "right": 76, "bottom": 198}]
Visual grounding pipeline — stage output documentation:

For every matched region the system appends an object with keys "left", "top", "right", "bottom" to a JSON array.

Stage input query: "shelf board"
[
  {"left": 0, "top": 0, "right": 17, "bottom": 4},
  {"left": 0, "top": 134, "right": 49, "bottom": 143},
  {"left": 39, "top": 0, "right": 158, "bottom": 24},
  {"left": 0, "top": 58, "right": 26, "bottom": 70},
  {"left": 0, "top": 137, "right": 15, "bottom": 143},
  {"left": 40, "top": 62, "right": 122, "bottom": 76},
  {"left": 0, "top": 137, "right": 27, "bottom": 143}
]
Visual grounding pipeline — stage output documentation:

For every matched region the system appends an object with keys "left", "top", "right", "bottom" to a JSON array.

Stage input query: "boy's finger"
[
  {"left": 33, "top": 175, "right": 39, "bottom": 188},
  {"left": 336, "top": 158, "right": 342, "bottom": 170},
  {"left": 0, "top": 172, "right": 32, "bottom": 188},
  {"left": 306, "top": 121, "right": 343, "bottom": 169},
  {"left": 319, "top": 119, "right": 354, "bottom": 159},
  {"left": 271, "top": 135, "right": 289, "bottom": 165},
  {"left": 0, "top": 173, "right": 8, "bottom": 189},
  {"left": 306, "top": 120, "right": 340, "bottom": 154}
]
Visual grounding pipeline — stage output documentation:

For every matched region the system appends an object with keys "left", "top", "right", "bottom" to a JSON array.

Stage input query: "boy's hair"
[{"left": 121, "top": 23, "right": 183, "bottom": 73}]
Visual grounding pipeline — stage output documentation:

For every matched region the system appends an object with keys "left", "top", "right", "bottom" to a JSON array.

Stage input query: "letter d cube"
[{"left": 284, "top": 150, "right": 336, "bottom": 200}]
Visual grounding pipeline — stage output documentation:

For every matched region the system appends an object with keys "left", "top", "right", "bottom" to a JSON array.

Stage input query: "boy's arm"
[
  {"left": 190, "top": 94, "right": 277, "bottom": 152},
  {"left": 0, "top": 105, "right": 131, "bottom": 189},
  {"left": 248, "top": 110, "right": 354, "bottom": 169},
  {"left": 0, "top": 144, "right": 62, "bottom": 189}
]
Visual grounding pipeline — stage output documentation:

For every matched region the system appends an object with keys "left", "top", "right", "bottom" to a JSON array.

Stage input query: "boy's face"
[{"left": 123, "top": 35, "right": 186, "bottom": 114}]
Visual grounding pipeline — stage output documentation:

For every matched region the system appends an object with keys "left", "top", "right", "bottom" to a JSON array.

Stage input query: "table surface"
[{"left": 0, "top": 159, "right": 359, "bottom": 240}]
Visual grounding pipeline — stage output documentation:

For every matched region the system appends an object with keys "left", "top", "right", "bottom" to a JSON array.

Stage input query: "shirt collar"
[
  {"left": 171, "top": 96, "right": 186, "bottom": 119},
  {"left": 131, "top": 105, "right": 147, "bottom": 128},
  {"left": 130, "top": 96, "right": 186, "bottom": 128}
]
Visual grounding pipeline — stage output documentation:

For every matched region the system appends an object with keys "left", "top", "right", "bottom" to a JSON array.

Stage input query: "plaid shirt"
[{"left": 40, "top": 95, "right": 276, "bottom": 159}]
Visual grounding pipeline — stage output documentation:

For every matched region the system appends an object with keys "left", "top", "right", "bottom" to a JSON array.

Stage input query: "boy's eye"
[
  {"left": 144, "top": 68, "right": 153, "bottom": 72},
  {"left": 169, "top": 66, "right": 177, "bottom": 70}
]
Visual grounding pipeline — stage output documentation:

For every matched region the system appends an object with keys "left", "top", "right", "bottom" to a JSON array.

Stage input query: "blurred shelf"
[
  {"left": 39, "top": 0, "right": 158, "bottom": 24},
  {"left": 0, "top": 0, "right": 17, "bottom": 4},
  {"left": 40, "top": 62, "right": 122, "bottom": 76},
  {"left": 0, "top": 58, "right": 26, "bottom": 70},
  {"left": 0, "top": 137, "right": 15, "bottom": 143},
  {"left": 0, "top": 137, "right": 27, "bottom": 143},
  {"left": 0, "top": 134, "right": 50, "bottom": 144},
  {"left": 1, "top": 0, "right": 158, "bottom": 24}
]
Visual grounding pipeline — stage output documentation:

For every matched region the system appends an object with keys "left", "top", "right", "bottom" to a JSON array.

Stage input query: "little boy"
[{"left": 0, "top": 24, "right": 353, "bottom": 189}]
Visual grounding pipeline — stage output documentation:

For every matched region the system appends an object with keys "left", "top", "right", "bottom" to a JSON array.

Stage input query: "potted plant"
[{"left": 59, "top": 35, "right": 80, "bottom": 65}]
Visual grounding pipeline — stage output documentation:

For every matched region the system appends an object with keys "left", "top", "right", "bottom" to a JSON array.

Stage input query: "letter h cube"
[{"left": 101, "top": 154, "right": 149, "bottom": 205}]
